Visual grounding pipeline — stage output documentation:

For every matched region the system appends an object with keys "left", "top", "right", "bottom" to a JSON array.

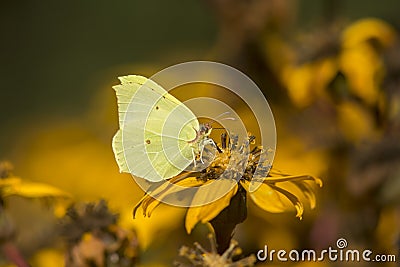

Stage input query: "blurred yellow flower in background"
[
  {"left": 0, "top": 161, "right": 71, "bottom": 266},
  {"left": 30, "top": 249, "right": 65, "bottom": 267},
  {"left": 341, "top": 18, "right": 396, "bottom": 49},
  {"left": 283, "top": 58, "right": 337, "bottom": 108},
  {"left": 270, "top": 18, "right": 397, "bottom": 113},
  {"left": 336, "top": 101, "right": 377, "bottom": 143},
  {"left": 0, "top": 161, "right": 71, "bottom": 202}
]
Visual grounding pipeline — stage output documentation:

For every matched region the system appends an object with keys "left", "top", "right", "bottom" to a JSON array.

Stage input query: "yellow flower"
[
  {"left": 283, "top": 57, "right": 337, "bottom": 107},
  {"left": 133, "top": 135, "right": 322, "bottom": 235},
  {"left": 0, "top": 161, "right": 72, "bottom": 266},
  {"left": 31, "top": 249, "right": 65, "bottom": 267},
  {"left": 339, "top": 18, "right": 396, "bottom": 107},
  {"left": 341, "top": 18, "right": 396, "bottom": 49},
  {"left": 336, "top": 101, "right": 377, "bottom": 143},
  {"left": 277, "top": 18, "right": 397, "bottom": 109},
  {"left": 339, "top": 40, "right": 384, "bottom": 106},
  {"left": 0, "top": 161, "right": 72, "bottom": 217}
]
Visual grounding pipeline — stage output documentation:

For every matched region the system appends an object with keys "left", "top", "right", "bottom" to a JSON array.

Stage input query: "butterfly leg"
[
  {"left": 191, "top": 148, "right": 197, "bottom": 167},
  {"left": 199, "top": 138, "right": 217, "bottom": 164},
  {"left": 200, "top": 143, "right": 205, "bottom": 164}
]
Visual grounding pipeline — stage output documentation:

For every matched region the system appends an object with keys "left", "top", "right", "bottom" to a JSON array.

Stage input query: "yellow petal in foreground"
[
  {"left": 269, "top": 183, "right": 304, "bottom": 219},
  {"left": 294, "top": 180, "right": 318, "bottom": 209},
  {"left": 267, "top": 170, "right": 323, "bottom": 187},
  {"left": 263, "top": 173, "right": 322, "bottom": 210},
  {"left": 241, "top": 180, "right": 287, "bottom": 214},
  {"left": 185, "top": 180, "right": 238, "bottom": 234},
  {"left": 134, "top": 176, "right": 207, "bottom": 218}
]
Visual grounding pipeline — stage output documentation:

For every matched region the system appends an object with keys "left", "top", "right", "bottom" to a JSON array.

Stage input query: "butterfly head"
[
  {"left": 199, "top": 123, "right": 212, "bottom": 137},
  {"left": 189, "top": 123, "right": 212, "bottom": 145}
]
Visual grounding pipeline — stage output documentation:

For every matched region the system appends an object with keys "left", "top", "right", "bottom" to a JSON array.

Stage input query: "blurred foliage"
[
  {"left": 62, "top": 200, "right": 138, "bottom": 267},
  {"left": 1, "top": 0, "right": 400, "bottom": 266}
]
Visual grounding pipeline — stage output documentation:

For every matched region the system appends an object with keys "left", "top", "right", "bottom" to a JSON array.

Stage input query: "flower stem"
[
  {"left": 1, "top": 242, "right": 30, "bottom": 267},
  {"left": 210, "top": 183, "right": 247, "bottom": 254}
]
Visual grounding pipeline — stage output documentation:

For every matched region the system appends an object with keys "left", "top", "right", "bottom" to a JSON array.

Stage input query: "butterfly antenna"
[
  {"left": 221, "top": 117, "right": 236, "bottom": 121},
  {"left": 204, "top": 116, "right": 236, "bottom": 130},
  {"left": 217, "top": 111, "right": 237, "bottom": 122},
  {"left": 205, "top": 112, "right": 236, "bottom": 126},
  {"left": 214, "top": 111, "right": 231, "bottom": 120}
]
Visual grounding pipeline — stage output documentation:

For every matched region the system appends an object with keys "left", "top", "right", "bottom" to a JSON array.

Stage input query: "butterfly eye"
[
  {"left": 199, "top": 125, "right": 207, "bottom": 133},
  {"left": 204, "top": 123, "right": 212, "bottom": 132}
]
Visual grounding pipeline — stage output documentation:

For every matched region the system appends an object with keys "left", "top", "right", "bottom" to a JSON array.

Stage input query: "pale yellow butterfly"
[{"left": 112, "top": 75, "right": 213, "bottom": 182}]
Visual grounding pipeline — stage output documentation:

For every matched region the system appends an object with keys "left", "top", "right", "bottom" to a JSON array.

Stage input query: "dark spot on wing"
[
  {"left": 155, "top": 106, "right": 159, "bottom": 110},
  {"left": 146, "top": 139, "right": 151, "bottom": 144}
]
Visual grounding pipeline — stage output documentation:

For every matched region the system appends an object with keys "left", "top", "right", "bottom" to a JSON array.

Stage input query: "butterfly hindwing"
[{"left": 112, "top": 75, "right": 199, "bottom": 181}]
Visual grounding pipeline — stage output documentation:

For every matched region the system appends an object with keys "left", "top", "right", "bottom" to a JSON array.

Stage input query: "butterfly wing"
[{"left": 112, "top": 75, "right": 199, "bottom": 182}]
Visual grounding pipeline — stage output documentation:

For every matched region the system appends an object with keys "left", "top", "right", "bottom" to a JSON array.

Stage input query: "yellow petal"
[
  {"left": 284, "top": 63, "right": 315, "bottom": 108},
  {"left": 264, "top": 34, "right": 296, "bottom": 75},
  {"left": 135, "top": 176, "right": 207, "bottom": 218},
  {"left": 0, "top": 176, "right": 21, "bottom": 187},
  {"left": 269, "top": 184, "right": 304, "bottom": 219},
  {"left": 283, "top": 58, "right": 337, "bottom": 108},
  {"left": 337, "top": 101, "right": 375, "bottom": 142},
  {"left": 265, "top": 171, "right": 322, "bottom": 210},
  {"left": 293, "top": 181, "right": 318, "bottom": 209},
  {"left": 339, "top": 43, "right": 382, "bottom": 106},
  {"left": 2, "top": 181, "right": 71, "bottom": 199},
  {"left": 31, "top": 249, "right": 65, "bottom": 267},
  {"left": 267, "top": 170, "right": 323, "bottom": 187},
  {"left": 242, "top": 180, "right": 287, "bottom": 213},
  {"left": 185, "top": 180, "right": 238, "bottom": 234},
  {"left": 342, "top": 18, "right": 396, "bottom": 49}
]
